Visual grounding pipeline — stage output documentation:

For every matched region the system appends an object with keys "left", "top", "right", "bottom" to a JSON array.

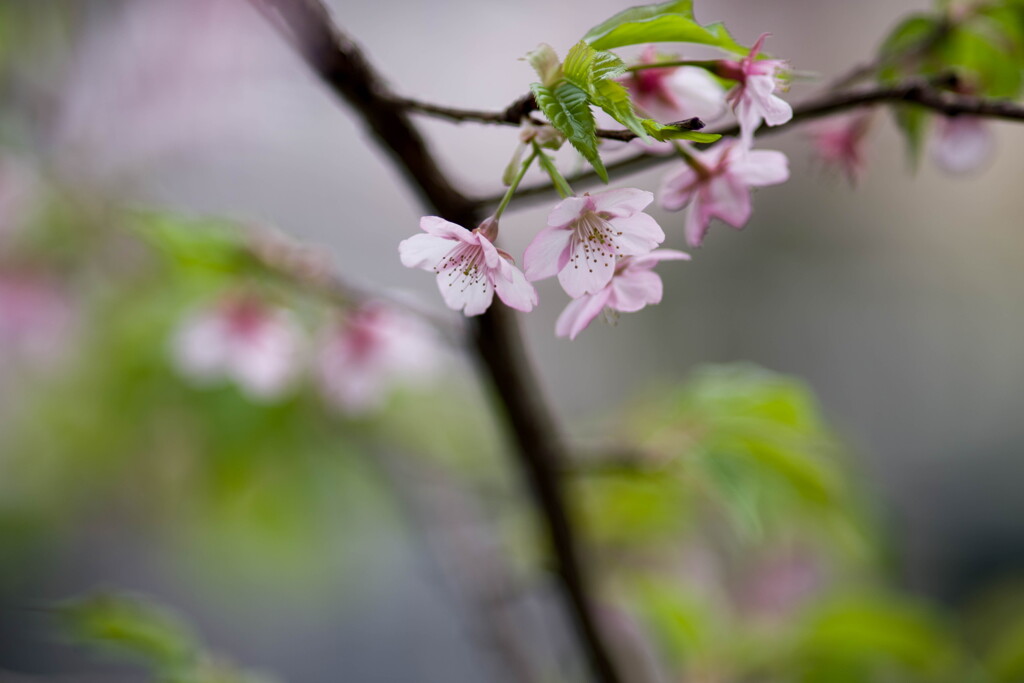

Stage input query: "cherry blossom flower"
[
  {"left": 315, "top": 302, "right": 441, "bottom": 414},
  {"left": 621, "top": 46, "right": 727, "bottom": 123},
  {"left": 808, "top": 110, "right": 873, "bottom": 184},
  {"left": 399, "top": 217, "right": 537, "bottom": 316},
  {"left": 523, "top": 188, "right": 666, "bottom": 299},
  {"left": 930, "top": 115, "right": 994, "bottom": 174},
  {"left": 718, "top": 34, "right": 792, "bottom": 144},
  {"left": 171, "top": 295, "right": 303, "bottom": 400},
  {"left": 556, "top": 250, "right": 689, "bottom": 340},
  {"left": 659, "top": 139, "right": 789, "bottom": 247}
]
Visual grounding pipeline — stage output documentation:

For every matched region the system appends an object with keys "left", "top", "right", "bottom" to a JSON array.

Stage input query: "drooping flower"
[
  {"left": 930, "top": 115, "right": 994, "bottom": 174},
  {"left": 555, "top": 250, "right": 690, "bottom": 340},
  {"left": 399, "top": 217, "right": 537, "bottom": 316},
  {"left": 807, "top": 110, "right": 873, "bottom": 185},
  {"left": 315, "top": 301, "right": 441, "bottom": 414},
  {"left": 621, "top": 46, "right": 727, "bottom": 123},
  {"left": 718, "top": 34, "right": 792, "bottom": 144},
  {"left": 659, "top": 139, "right": 789, "bottom": 247},
  {"left": 171, "top": 295, "right": 303, "bottom": 400},
  {"left": 523, "top": 188, "right": 666, "bottom": 299}
]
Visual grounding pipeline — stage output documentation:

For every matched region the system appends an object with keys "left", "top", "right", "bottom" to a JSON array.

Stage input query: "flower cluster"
[
  {"left": 399, "top": 38, "right": 801, "bottom": 338},
  {"left": 171, "top": 294, "right": 442, "bottom": 410},
  {"left": 401, "top": 188, "right": 688, "bottom": 339}
]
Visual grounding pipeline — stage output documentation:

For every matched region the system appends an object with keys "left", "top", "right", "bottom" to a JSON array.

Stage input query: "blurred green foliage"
[
  {"left": 58, "top": 591, "right": 275, "bottom": 683},
  {"left": 879, "top": 0, "right": 1024, "bottom": 165}
]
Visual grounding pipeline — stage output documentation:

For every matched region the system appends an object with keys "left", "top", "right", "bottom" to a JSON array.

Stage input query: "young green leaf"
[
  {"left": 582, "top": 0, "right": 748, "bottom": 54},
  {"left": 530, "top": 81, "right": 608, "bottom": 182},
  {"left": 876, "top": 14, "right": 942, "bottom": 82},
  {"left": 891, "top": 103, "right": 930, "bottom": 170},
  {"left": 643, "top": 119, "right": 721, "bottom": 143},
  {"left": 563, "top": 41, "right": 649, "bottom": 139},
  {"left": 526, "top": 43, "right": 562, "bottom": 87}
]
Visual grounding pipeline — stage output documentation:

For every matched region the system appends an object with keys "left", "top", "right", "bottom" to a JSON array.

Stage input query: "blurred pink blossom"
[
  {"left": 930, "top": 115, "right": 994, "bottom": 174},
  {"left": 0, "top": 268, "right": 77, "bottom": 371},
  {"left": 399, "top": 217, "right": 537, "bottom": 316},
  {"left": 555, "top": 250, "right": 689, "bottom": 340},
  {"left": 659, "top": 139, "right": 789, "bottom": 247},
  {"left": 808, "top": 110, "right": 873, "bottom": 184},
  {"left": 737, "top": 548, "right": 825, "bottom": 620},
  {"left": 171, "top": 295, "right": 304, "bottom": 401},
  {"left": 315, "top": 302, "right": 441, "bottom": 414},
  {"left": 620, "top": 46, "right": 727, "bottom": 123},
  {"left": 524, "top": 188, "right": 665, "bottom": 299}
]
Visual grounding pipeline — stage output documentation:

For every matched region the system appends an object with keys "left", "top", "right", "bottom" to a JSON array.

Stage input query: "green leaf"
[
  {"left": 643, "top": 119, "right": 721, "bottom": 143},
  {"left": 563, "top": 41, "right": 627, "bottom": 83},
  {"left": 796, "top": 596, "right": 963, "bottom": 678},
  {"left": 986, "top": 614, "right": 1024, "bottom": 682},
  {"left": 530, "top": 81, "right": 608, "bottom": 182},
  {"left": 942, "top": 24, "right": 1023, "bottom": 98},
  {"left": 878, "top": 14, "right": 940, "bottom": 65},
  {"left": 563, "top": 41, "right": 649, "bottom": 140},
  {"left": 58, "top": 592, "right": 198, "bottom": 669},
  {"left": 891, "top": 103, "right": 930, "bottom": 170},
  {"left": 526, "top": 43, "right": 562, "bottom": 88},
  {"left": 582, "top": 0, "right": 748, "bottom": 54},
  {"left": 132, "top": 212, "right": 248, "bottom": 274}
]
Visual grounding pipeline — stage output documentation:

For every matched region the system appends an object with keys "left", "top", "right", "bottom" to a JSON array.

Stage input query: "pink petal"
[
  {"left": 420, "top": 216, "right": 475, "bottom": 243},
  {"left": 931, "top": 116, "right": 994, "bottom": 174},
  {"left": 628, "top": 248, "right": 691, "bottom": 271},
  {"left": 228, "top": 313, "right": 302, "bottom": 400},
  {"left": 667, "top": 67, "right": 727, "bottom": 121},
  {"left": 547, "top": 195, "right": 590, "bottom": 229},
  {"left": 609, "top": 212, "right": 666, "bottom": 255},
  {"left": 705, "top": 175, "right": 752, "bottom": 228},
  {"left": 733, "top": 93, "right": 763, "bottom": 146},
  {"left": 523, "top": 225, "right": 573, "bottom": 281},
  {"left": 748, "top": 33, "right": 770, "bottom": 61},
  {"left": 494, "top": 263, "right": 538, "bottom": 313},
  {"left": 608, "top": 269, "right": 663, "bottom": 313},
  {"left": 555, "top": 289, "right": 612, "bottom": 340},
  {"left": 435, "top": 262, "right": 495, "bottom": 316},
  {"left": 747, "top": 75, "right": 792, "bottom": 127},
  {"left": 591, "top": 188, "right": 653, "bottom": 218},
  {"left": 729, "top": 149, "right": 790, "bottom": 186},
  {"left": 684, "top": 194, "right": 711, "bottom": 247},
  {"left": 173, "top": 313, "right": 229, "bottom": 381},
  {"left": 659, "top": 164, "right": 700, "bottom": 212},
  {"left": 399, "top": 233, "right": 457, "bottom": 270},
  {"left": 558, "top": 239, "right": 615, "bottom": 298},
  {"left": 478, "top": 232, "right": 502, "bottom": 270}
]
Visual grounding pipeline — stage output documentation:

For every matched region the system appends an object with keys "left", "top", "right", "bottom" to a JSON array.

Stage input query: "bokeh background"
[{"left": 1, "top": 0, "right": 1023, "bottom": 680}]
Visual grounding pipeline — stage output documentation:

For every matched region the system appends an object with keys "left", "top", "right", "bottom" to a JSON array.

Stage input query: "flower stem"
[
  {"left": 532, "top": 142, "right": 574, "bottom": 199},
  {"left": 672, "top": 140, "right": 712, "bottom": 180},
  {"left": 493, "top": 148, "right": 539, "bottom": 219}
]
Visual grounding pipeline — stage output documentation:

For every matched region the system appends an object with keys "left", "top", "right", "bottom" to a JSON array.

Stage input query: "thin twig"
[
  {"left": 393, "top": 93, "right": 706, "bottom": 141},
  {"left": 474, "top": 80, "right": 1024, "bottom": 210}
]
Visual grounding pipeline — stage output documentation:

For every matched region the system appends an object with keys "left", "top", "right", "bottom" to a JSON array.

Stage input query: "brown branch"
[
  {"left": 248, "top": 1, "right": 624, "bottom": 681},
  {"left": 392, "top": 92, "right": 706, "bottom": 141},
  {"left": 475, "top": 79, "right": 1024, "bottom": 210}
]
